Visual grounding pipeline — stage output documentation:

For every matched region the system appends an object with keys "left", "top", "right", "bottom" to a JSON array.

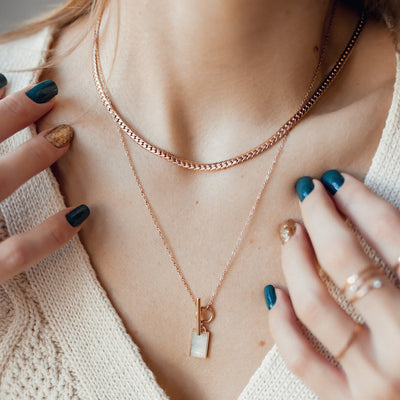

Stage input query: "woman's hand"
[
  {"left": 266, "top": 170, "right": 400, "bottom": 400},
  {"left": 0, "top": 75, "right": 90, "bottom": 284}
]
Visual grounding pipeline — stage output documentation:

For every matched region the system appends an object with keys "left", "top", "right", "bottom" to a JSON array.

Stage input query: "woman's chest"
[{"left": 32, "top": 79, "right": 393, "bottom": 399}]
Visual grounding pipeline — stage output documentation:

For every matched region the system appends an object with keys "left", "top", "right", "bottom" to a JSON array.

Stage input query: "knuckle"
[
  {"left": 29, "top": 140, "right": 49, "bottom": 165},
  {"left": 320, "top": 234, "right": 364, "bottom": 271},
  {"left": 0, "top": 238, "right": 27, "bottom": 277},
  {"left": 2, "top": 94, "right": 26, "bottom": 119},
  {"left": 285, "top": 347, "right": 309, "bottom": 378},
  {"left": 48, "top": 226, "right": 67, "bottom": 248},
  {"left": 294, "top": 287, "right": 327, "bottom": 326}
]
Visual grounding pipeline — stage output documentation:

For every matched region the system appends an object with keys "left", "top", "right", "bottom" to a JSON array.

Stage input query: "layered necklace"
[{"left": 91, "top": 4, "right": 366, "bottom": 358}]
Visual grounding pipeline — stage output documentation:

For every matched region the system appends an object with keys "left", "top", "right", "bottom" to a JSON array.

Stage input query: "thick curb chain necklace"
[
  {"left": 92, "top": 11, "right": 366, "bottom": 358},
  {"left": 92, "top": 7, "right": 364, "bottom": 172}
]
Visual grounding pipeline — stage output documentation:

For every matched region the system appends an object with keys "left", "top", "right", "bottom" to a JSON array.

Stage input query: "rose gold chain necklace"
[
  {"left": 92, "top": 9, "right": 365, "bottom": 358},
  {"left": 92, "top": 2, "right": 344, "bottom": 172}
]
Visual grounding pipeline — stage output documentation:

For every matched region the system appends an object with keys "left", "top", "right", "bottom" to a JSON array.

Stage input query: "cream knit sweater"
[{"left": 0, "top": 27, "right": 400, "bottom": 400}]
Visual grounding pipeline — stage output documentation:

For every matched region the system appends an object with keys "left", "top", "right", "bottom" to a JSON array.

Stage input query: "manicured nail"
[
  {"left": 0, "top": 73, "right": 7, "bottom": 88},
  {"left": 25, "top": 80, "right": 58, "bottom": 104},
  {"left": 66, "top": 204, "right": 90, "bottom": 227},
  {"left": 321, "top": 169, "right": 344, "bottom": 195},
  {"left": 295, "top": 176, "right": 314, "bottom": 202},
  {"left": 45, "top": 125, "right": 74, "bottom": 148},
  {"left": 279, "top": 219, "right": 297, "bottom": 245},
  {"left": 264, "top": 285, "right": 277, "bottom": 310}
]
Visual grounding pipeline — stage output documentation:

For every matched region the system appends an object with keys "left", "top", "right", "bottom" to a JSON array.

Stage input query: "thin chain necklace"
[
  {"left": 92, "top": 10, "right": 366, "bottom": 358},
  {"left": 92, "top": 2, "right": 341, "bottom": 172}
]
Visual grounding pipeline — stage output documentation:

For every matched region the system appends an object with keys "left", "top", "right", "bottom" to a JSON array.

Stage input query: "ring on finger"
[
  {"left": 341, "top": 263, "right": 385, "bottom": 304},
  {"left": 334, "top": 322, "right": 364, "bottom": 361}
]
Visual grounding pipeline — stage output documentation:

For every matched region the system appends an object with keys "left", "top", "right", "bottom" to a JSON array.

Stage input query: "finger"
[
  {"left": 296, "top": 177, "right": 400, "bottom": 336},
  {"left": 321, "top": 170, "right": 400, "bottom": 270},
  {"left": 279, "top": 219, "right": 359, "bottom": 363},
  {"left": 0, "top": 205, "right": 90, "bottom": 284},
  {"left": 0, "top": 125, "right": 74, "bottom": 201},
  {"left": 0, "top": 73, "right": 7, "bottom": 99},
  {"left": 0, "top": 80, "right": 58, "bottom": 142},
  {"left": 267, "top": 287, "right": 350, "bottom": 400}
]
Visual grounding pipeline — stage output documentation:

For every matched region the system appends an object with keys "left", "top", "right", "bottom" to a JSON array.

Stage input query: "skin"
[
  {"left": 0, "top": 86, "right": 85, "bottom": 285},
  {"left": 271, "top": 175, "right": 400, "bottom": 399},
  {"left": 26, "top": 0, "right": 397, "bottom": 399}
]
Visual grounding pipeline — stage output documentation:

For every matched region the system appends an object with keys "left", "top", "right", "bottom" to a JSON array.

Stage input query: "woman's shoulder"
[
  {"left": 0, "top": 26, "right": 55, "bottom": 90},
  {"left": 0, "top": 26, "right": 56, "bottom": 155}
]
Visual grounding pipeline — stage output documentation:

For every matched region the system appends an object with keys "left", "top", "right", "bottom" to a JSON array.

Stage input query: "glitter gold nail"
[
  {"left": 278, "top": 219, "right": 297, "bottom": 245},
  {"left": 44, "top": 125, "right": 74, "bottom": 148}
]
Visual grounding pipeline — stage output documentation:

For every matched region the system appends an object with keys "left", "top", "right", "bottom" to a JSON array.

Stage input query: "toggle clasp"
[{"left": 196, "top": 298, "right": 215, "bottom": 335}]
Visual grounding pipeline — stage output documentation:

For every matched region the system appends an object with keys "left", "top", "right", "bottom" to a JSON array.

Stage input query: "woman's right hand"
[{"left": 0, "top": 75, "right": 90, "bottom": 284}]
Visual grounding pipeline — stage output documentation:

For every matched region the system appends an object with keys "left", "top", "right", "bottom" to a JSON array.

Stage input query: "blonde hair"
[
  {"left": 1, "top": 0, "right": 399, "bottom": 70},
  {"left": 0, "top": 0, "right": 110, "bottom": 70}
]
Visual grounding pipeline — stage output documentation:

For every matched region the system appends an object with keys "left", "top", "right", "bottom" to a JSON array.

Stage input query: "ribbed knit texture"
[{"left": 0, "top": 28, "right": 399, "bottom": 399}]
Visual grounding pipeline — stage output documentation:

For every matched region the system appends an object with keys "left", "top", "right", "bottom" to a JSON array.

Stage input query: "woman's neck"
[{"left": 91, "top": 0, "right": 356, "bottom": 160}]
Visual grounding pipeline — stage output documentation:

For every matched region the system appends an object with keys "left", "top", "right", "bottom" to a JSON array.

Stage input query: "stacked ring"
[
  {"left": 334, "top": 323, "right": 363, "bottom": 361},
  {"left": 341, "top": 263, "right": 385, "bottom": 304}
]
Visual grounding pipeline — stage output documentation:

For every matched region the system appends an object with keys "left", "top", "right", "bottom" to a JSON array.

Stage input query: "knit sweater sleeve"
[
  {"left": 0, "top": 209, "right": 86, "bottom": 399},
  {"left": 0, "top": 30, "right": 89, "bottom": 400},
  {"left": 0, "top": 208, "right": 8, "bottom": 243},
  {"left": 0, "top": 208, "right": 13, "bottom": 364}
]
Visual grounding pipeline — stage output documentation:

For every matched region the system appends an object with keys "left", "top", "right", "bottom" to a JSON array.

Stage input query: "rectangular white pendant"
[{"left": 190, "top": 329, "right": 210, "bottom": 359}]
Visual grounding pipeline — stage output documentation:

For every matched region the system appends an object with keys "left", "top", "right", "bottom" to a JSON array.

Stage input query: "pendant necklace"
[{"left": 92, "top": 7, "right": 366, "bottom": 358}]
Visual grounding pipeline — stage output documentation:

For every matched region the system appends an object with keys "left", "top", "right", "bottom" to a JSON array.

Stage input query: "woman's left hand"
[{"left": 266, "top": 170, "right": 400, "bottom": 400}]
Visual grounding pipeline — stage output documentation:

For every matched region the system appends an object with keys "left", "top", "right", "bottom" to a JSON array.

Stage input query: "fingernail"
[
  {"left": 66, "top": 204, "right": 90, "bottom": 227},
  {"left": 0, "top": 73, "right": 7, "bottom": 88},
  {"left": 279, "top": 219, "right": 297, "bottom": 245},
  {"left": 295, "top": 176, "right": 314, "bottom": 202},
  {"left": 321, "top": 169, "right": 344, "bottom": 195},
  {"left": 25, "top": 80, "right": 58, "bottom": 104},
  {"left": 264, "top": 285, "right": 277, "bottom": 310},
  {"left": 45, "top": 125, "right": 74, "bottom": 148}
]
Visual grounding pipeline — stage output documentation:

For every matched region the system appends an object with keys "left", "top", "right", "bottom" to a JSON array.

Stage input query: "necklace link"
[{"left": 92, "top": 6, "right": 364, "bottom": 172}]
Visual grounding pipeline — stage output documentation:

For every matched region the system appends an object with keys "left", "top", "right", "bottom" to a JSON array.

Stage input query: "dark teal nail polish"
[
  {"left": 321, "top": 169, "right": 344, "bottom": 195},
  {"left": 25, "top": 80, "right": 58, "bottom": 104},
  {"left": 66, "top": 204, "right": 90, "bottom": 227},
  {"left": 0, "top": 73, "right": 7, "bottom": 88},
  {"left": 264, "top": 285, "right": 277, "bottom": 310},
  {"left": 295, "top": 176, "right": 314, "bottom": 202}
]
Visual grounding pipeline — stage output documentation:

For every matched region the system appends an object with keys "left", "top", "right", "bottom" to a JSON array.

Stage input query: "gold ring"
[
  {"left": 335, "top": 323, "right": 363, "bottom": 361},
  {"left": 341, "top": 263, "right": 384, "bottom": 304}
]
